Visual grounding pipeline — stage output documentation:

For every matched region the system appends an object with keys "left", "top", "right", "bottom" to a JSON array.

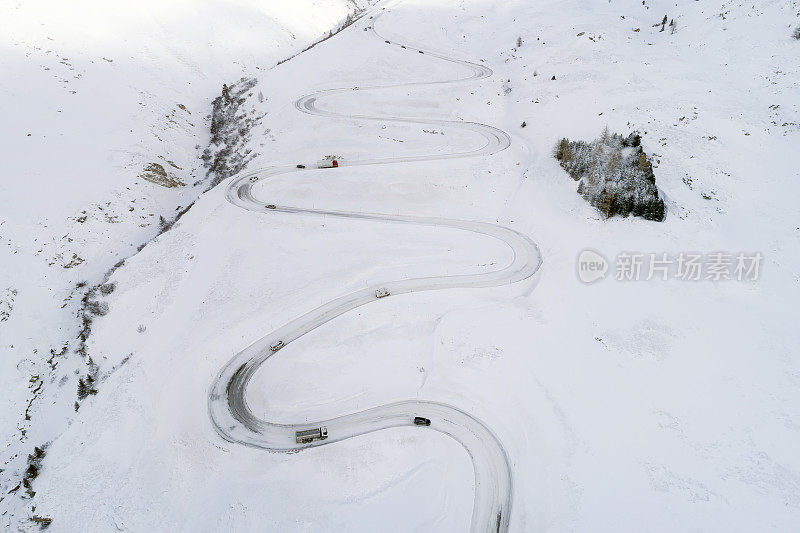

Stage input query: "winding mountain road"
[{"left": 209, "top": 5, "right": 542, "bottom": 532}]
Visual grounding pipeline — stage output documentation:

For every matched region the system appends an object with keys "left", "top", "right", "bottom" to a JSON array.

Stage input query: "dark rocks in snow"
[{"left": 555, "top": 129, "right": 666, "bottom": 221}]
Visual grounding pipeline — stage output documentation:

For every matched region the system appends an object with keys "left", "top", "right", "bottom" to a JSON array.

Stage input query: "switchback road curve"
[{"left": 209, "top": 5, "right": 542, "bottom": 532}]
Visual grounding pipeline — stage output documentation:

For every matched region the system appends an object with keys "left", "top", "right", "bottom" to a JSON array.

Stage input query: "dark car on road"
[{"left": 414, "top": 417, "right": 431, "bottom": 426}]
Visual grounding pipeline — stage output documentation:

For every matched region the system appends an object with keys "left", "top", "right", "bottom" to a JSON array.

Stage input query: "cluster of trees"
[
  {"left": 555, "top": 129, "right": 666, "bottom": 221},
  {"left": 203, "top": 78, "right": 261, "bottom": 188}
]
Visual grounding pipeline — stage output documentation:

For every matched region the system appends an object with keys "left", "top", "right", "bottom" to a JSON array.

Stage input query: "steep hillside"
[{"left": 0, "top": 0, "right": 373, "bottom": 529}]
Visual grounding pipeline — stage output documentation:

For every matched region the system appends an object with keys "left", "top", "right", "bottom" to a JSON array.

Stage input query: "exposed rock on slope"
[{"left": 140, "top": 162, "right": 186, "bottom": 188}]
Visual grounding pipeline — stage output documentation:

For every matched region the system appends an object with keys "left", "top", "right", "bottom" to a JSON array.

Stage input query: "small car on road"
[
  {"left": 270, "top": 340, "right": 285, "bottom": 352},
  {"left": 414, "top": 417, "right": 431, "bottom": 426},
  {"left": 266, "top": 204, "right": 277, "bottom": 210},
  {"left": 375, "top": 288, "right": 390, "bottom": 299}
]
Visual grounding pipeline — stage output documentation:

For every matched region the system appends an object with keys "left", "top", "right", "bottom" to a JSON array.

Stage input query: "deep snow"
[
  {"left": 3, "top": 0, "right": 800, "bottom": 531},
  {"left": 0, "top": 0, "right": 373, "bottom": 528}
]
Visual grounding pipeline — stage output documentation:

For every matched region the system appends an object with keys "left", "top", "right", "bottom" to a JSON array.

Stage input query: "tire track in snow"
[{"left": 209, "top": 5, "right": 542, "bottom": 531}]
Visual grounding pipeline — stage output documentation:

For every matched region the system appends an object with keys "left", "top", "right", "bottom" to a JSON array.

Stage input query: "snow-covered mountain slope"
[
  {"left": 4, "top": 0, "right": 800, "bottom": 530},
  {"left": 0, "top": 0, "right": 373, "bottom": 529}
]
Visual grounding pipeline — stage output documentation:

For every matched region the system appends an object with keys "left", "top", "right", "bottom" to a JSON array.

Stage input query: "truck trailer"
[{"left": 295, "top": 427, "right": 328, "bottom": 444}]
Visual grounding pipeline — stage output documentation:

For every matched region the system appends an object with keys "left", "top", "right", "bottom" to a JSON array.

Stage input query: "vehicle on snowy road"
[
  {"left": 414, "top": 417, "right": 431, "bottom": 426},
  {"left": 270, "top": 340, "right": 285, "bottom": 352},
  {"left": 296, "top": 427, "right": 328, "bottom": 443},
  {"left": 375, "top": 288, "right": 390, "bottom": 299},
  {"left": 317, "top": 159, "right": 339, "bottom": 168},
  {"left": 266, "top": 204, "right": 277, "bottom": 210}
]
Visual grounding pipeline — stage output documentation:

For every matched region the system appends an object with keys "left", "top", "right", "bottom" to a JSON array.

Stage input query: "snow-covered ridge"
[{"left": 0, "top": 0, "right": 373, "bottom": 528}]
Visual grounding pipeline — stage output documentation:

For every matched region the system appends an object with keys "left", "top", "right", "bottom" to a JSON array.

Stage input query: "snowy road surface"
[{"left": 209, "top": 6, "right": 542, "bottom": 532}]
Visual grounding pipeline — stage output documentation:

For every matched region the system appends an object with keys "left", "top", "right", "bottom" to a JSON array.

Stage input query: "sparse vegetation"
[
  {"left": 30, "top": 515, "right": 53, "bottom": 530},
  {"left": 554, "top": 129, "right": 666, "bottom": 221},
  {"left": 201, "top": 77, "right": 262, "bottom": 188},
  {"left": 99, "top": 282, "right": 116, "bottom": 296},
  {"left": 22, "top": 445, "right": 47, "bottom": 498},
  {"left": 72, "top": 262, "right": 124, "bottom": 409},
  {"left": 653, "top": 14, "right": 676, "bottom": 34},
  {"left": 1, "top": 287, "right": 17, "bottom": 321},
  {"left": 155, "top": 201, "right": 195, "bottom": 238},
  {"left": 77, "top": 373, "right": 98, "bottom": 401},
  {"left": 62, "top": 253, "right": 84, "bottom": 269},
  {"left": 84, "top": 299, "right": 109, "bottom": 316}
]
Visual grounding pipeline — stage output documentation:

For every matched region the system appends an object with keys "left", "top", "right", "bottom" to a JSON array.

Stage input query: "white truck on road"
[
  {"left": 317, "top": 157, "right": 339, "bottom": 168},
  {"left": 295, "top": 427, "right": 328, "bottom": 444}
]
